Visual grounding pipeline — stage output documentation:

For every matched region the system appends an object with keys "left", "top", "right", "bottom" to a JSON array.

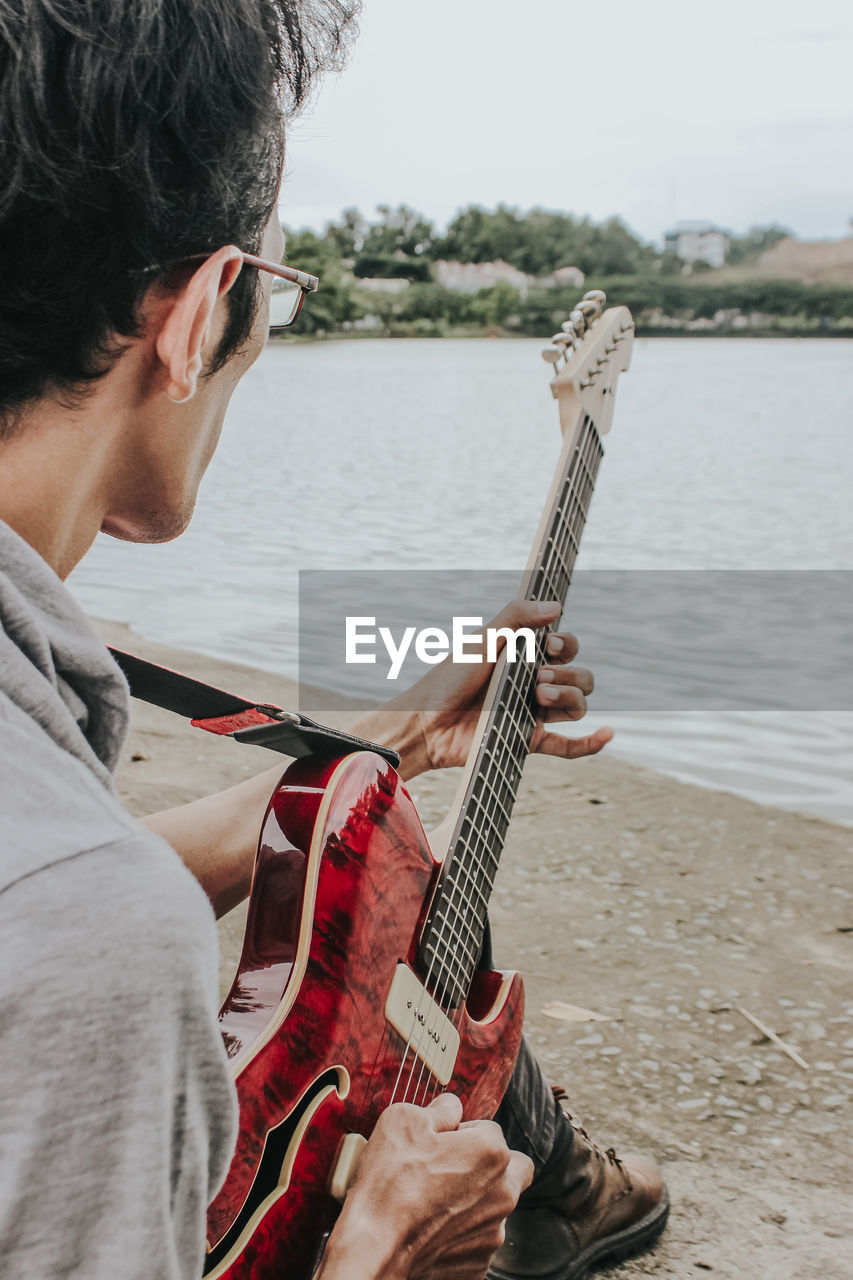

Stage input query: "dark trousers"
[{"left": 494, "top": 1036, "right": 574, "bottom": 1184}]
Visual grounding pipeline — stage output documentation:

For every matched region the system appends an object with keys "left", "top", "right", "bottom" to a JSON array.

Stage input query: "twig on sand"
[
  {"left": 541, "top": 1001, "right": 613, "bottom": 1024},
  {"left": 735, "top": 1005, "right": 810, "bottom": 1071}
]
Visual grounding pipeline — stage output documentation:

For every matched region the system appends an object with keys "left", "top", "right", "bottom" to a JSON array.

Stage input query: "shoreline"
[
  {"left": 274, "top": 327, "right": 853, "bottom": 344},
  {"left": 103, "top": 617, "right": 852, "bottom": 1277}
]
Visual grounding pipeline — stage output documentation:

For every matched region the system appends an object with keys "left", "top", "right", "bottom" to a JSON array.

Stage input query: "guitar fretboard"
[{"left": 418, "top": 413, "right": 604, "bottom": 1007}]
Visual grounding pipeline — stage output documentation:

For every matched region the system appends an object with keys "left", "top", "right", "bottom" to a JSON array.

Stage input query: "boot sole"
[{"left": 488, "top": 1187, "right": 670, "bottom": 1280}]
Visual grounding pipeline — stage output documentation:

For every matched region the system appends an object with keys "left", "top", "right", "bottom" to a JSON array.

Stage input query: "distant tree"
[
  {"left": 325, "top": 207, "right": 368, "bottom": 259},
  {"left": 433, "top": 204, "right": 521, "bottom": 264},
  {"left": 658, "top": 250, "right": 685, "bottom": 276},
  {"left": 352, "top": 252, "right": 432, "bottom": 281},
  {"left": 277, "top": 226, "right": 359, "bottom": 333},
  {"left": 467, "top": 281, "right": 520, "bottom": 327},
  {"left": 360, "top": 204, "right": 436, "bottom": 258},
  {"left": 433, "top": 204, "right": 653, "bottom": 276}
]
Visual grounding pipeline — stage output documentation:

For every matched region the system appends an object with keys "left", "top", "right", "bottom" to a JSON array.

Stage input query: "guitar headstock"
[{"left": 541, "top": 291, "right": 634, "bottom": 437}]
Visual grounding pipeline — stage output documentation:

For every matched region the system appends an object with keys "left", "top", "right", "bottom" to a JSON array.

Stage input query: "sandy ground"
[{"left": 101, "top": 621, "right": 853, "bottom": 1280}]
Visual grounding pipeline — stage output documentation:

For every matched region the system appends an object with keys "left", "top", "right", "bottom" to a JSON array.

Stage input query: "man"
[{"left": 0, "top": 2, "right": 669, "bottom": 1278}]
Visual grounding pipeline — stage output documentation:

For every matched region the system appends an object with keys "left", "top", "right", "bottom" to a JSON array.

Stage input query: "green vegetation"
[{"left": 277, "top": 205, "right": 853, "bottom": 339}]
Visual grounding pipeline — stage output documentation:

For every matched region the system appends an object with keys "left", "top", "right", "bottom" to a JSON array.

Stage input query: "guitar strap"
[{"left": 108, "top": 648, "right": 401, "bottom": 767}]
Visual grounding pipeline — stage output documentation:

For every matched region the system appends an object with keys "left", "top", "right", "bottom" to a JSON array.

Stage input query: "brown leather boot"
[{"left": 488, "top": 1088, "right": 670, "bottom": 1280}]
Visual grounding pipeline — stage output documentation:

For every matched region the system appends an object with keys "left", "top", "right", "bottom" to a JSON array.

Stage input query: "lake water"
[{"left": 70, "top": 337, "right": 853, "bottom": 826}]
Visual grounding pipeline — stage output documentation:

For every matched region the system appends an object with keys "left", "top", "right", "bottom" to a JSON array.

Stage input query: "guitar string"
[
  {"left": 398, "top": 419, "right": 599, "bottom": 1109},
  {"left": 415, "top": 419, "right": 601, "bottom": 1067},
  {"left": 410, "top": 422, "right": 601, "bottom": 1109},
  {"left": 410, "top": 418, "right": 599, "bottom": 1046},
  {"left": 399, "top": 579, "right": 561, "bottom": 1105},
  {"left": 403, "top": 458, "right": 588, "bottom": 1111},
  {"left": 395, "top": 418, "right": 602, "bottom": 1108},
  {"left": 409, "top": 423, "right": 603, "bottom": 1110}
]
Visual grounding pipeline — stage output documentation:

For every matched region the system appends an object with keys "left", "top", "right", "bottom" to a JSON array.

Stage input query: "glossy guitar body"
[{"left": 205, "top": 749, "right": 524, "bottom": 1279}]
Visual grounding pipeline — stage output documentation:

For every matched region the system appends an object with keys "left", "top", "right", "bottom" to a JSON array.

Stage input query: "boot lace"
[{"left": 551, "top": 1086, "right": 633, "bottom": 1187}]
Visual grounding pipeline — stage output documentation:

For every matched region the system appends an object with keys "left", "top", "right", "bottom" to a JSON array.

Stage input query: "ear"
[{"left": 155, "top": 246, "right": 244, "bottom": 403}]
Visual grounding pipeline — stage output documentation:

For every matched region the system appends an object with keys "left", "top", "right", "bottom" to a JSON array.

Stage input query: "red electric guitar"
[{"left": 204, "top": 295, "right": 635, "bottom": 1278}]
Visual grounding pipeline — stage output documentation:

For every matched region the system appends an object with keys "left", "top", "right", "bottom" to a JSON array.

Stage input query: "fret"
[
  {"left": 429, "top": 902, "right": 487, "bottom": 965},
  {"left": 457, "top": 814, "right": 501, "bottom": 874},
  {"left": 544, "top": 534, "right": 573, "bottom": 586},
  {"left": 474, "top": 766, "right": 512, "bottom": 831},
  {"left": 430, "top": 893, "right": 485, "bottom": 957},
  {"left": 444, "top": 863, "right": 492, "bottom": 915},
  {"left": 427, "top": 898, "right": 487, "bottom": 969},
  {"left": 418, "top": 941, "right": 469, "bottom": 1008},
  {"left": 537, "top": 564, "right": 564, "bottom": 606},
  {"left": 557, "top": 476, "right": 582, "bottom": 547},
  {"left": 555, "top": 483, "right": 583, "bottom": 560},
  {"left": 564, "top": 467, "right": 589, "bottom": 534},
  {"left": 424, "top": 878, "right": 489, "bottom": 966},
  {"left": 496, "top": 691, "right": 535, "bottom": 744},
  {"left": 457, "top": 810, "right": 501, "bottom": 877},
  {"left": 573, "top": 430, "right": 594, "bottom": 488},
  {"left": 464, "top": 798, "right": 506, "bottom": 858}
]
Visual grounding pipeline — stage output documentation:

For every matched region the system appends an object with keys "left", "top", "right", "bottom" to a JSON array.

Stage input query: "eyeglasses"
[
  {"left": 141, "top": 250, "right": 320, "bottom": 331},
  {"left": 240, "top": 251, "right": 320, "bottom": 331}
]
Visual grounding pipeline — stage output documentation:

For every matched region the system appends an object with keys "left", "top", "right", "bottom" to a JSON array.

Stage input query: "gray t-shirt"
[{"left": 0, "top": 520, "right": 237, "bottom": 1278}]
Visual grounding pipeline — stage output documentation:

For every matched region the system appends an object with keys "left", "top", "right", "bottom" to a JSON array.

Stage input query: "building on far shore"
[
  {"left": 351, "top": 276, "right": 410, "bottom": 294},
  {"left": 663, "top": 221, "right": 729, "bottom": 268},
  {"left": 433, "top": 259, "right": 585, "bottom": 297},
  {"left": 537, "top": 265, "right": 586, "bottom": 290},
  {"left": 434, "top": 259, "right": 532, "bottom": 297}
]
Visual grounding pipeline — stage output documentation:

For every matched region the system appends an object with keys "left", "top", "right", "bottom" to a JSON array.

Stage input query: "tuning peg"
[
  {"left": 583, "top": 289, "right": 607, "bottom": 308},
  {"left": 549, "top": 332, "right": 573, "bottom": 347},
  {"left": 541, "top": 345, "right": 562, "bottom": 365},
  {"left": 577, "top": 299, "right": 599, "bottom": 325},
  {"left": 560, "top": 320, "right": 577, "bottom": 340},
  {"left": 569, "top": 309, "right": 585, "bottom": 336}
]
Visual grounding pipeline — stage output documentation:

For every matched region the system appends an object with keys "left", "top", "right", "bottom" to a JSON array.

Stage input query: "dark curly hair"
[{"left": 0, "top": 0, "right": 358, "bottom": 433}]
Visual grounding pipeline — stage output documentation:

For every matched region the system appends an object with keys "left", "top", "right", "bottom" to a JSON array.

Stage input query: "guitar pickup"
[{"left": 384, "top": 964, "right": 460, "bottom": 1087}]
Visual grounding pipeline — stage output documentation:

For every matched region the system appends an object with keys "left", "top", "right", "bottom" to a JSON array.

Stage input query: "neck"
[
  {"left": 0, "top": 406, "right": 119, "bottom": 578},
  {"left": 417, "top": 412, "right": 605, "bottom": 1007}
]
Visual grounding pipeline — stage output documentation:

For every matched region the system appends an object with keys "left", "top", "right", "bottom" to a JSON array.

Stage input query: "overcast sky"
[{"left": 277, "top": 0, "right": 852, "bottom": 247}]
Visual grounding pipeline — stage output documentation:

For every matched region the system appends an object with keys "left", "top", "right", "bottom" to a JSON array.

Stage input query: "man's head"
[{"left": 0, "top": 0, "right": 356, "bottom": 559}]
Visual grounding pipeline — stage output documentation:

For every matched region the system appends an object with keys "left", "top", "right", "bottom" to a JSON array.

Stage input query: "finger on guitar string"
[
  {"left": 331, "top": 1103, "right": 533, "bottom": 1280},
  {"left": 545, "top": 631, "right": 580, "bottom": 662},
  {"left": 485, "top": 598, "right": 562, "bottom": 647},
  {"left": 535, "top": 677, "right": 588, "bottom": 719},
  {"left": 538, "top": 662, "right": 594, "bottom": 695},
  {"left": 424, "top": 1091, "right": 464, "bottom": 1128},
  {"left": 405, "top": 1146, "right": 535, "bottom": 1280}
]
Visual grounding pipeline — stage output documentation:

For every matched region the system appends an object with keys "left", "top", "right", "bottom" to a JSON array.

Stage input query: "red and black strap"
[{"left": 108, "top": 647, "right": 400, "bottom": 766}]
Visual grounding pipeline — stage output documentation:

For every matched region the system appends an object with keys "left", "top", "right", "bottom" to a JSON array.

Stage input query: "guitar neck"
[{"left": 418, "top": 408, "right": 605, "bottom": 1006}]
